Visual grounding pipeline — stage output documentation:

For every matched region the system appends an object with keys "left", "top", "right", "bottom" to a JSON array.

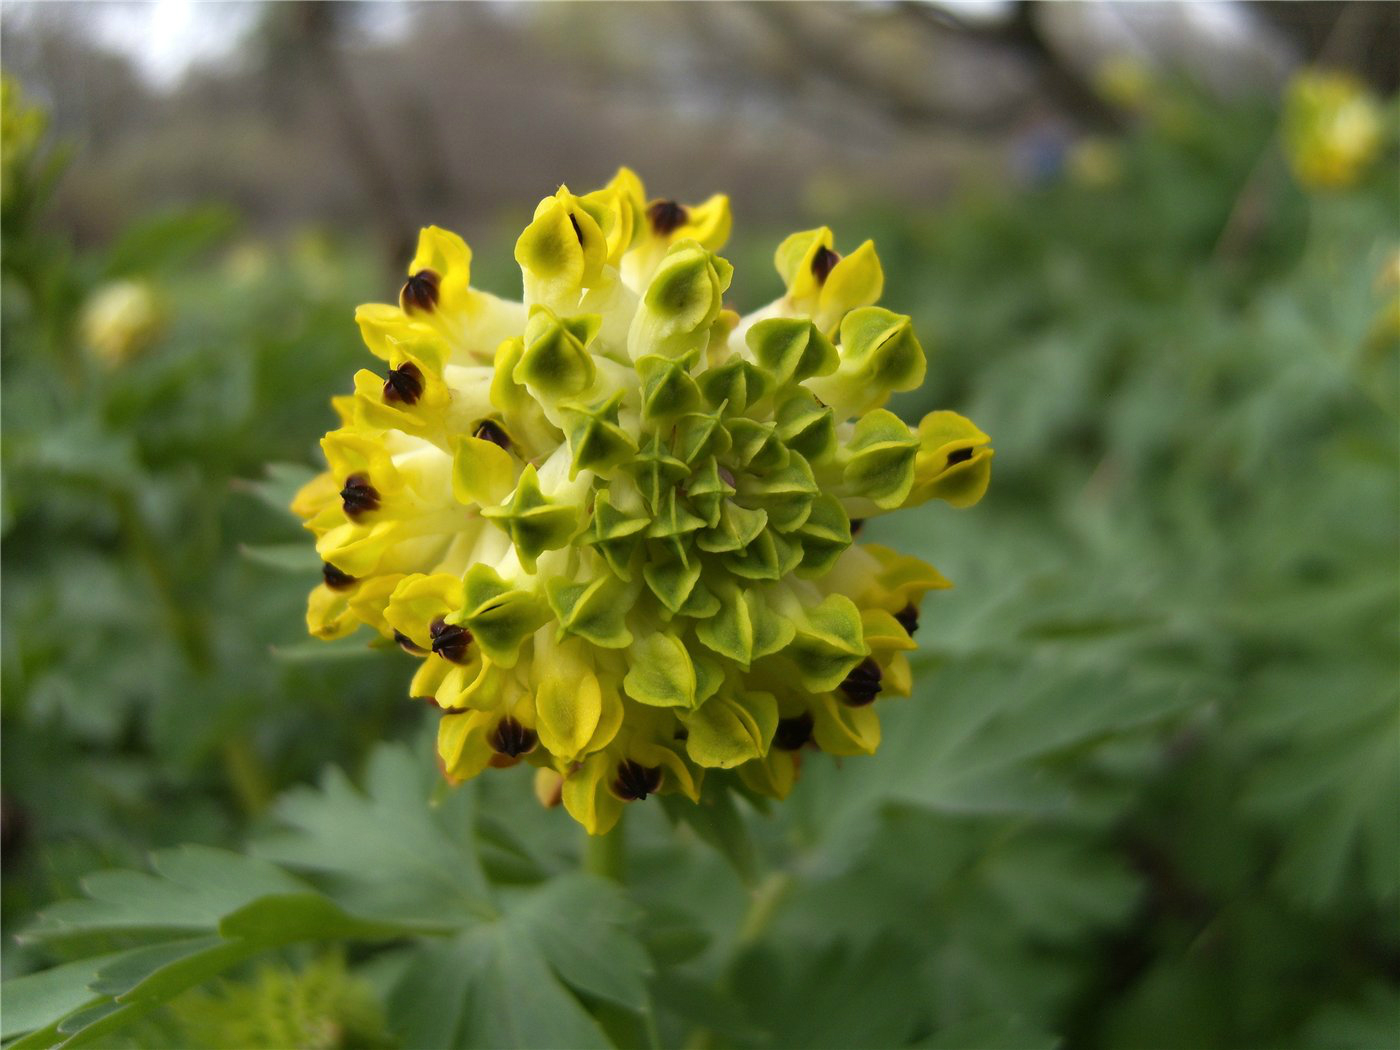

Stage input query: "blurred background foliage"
[{"left": 2, "top": 3, "right": 1397, "bottom": 1048}]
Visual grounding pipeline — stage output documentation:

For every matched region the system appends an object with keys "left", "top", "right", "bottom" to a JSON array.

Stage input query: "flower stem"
[
  {"left": 737, "top": 870, "right": 794, "bottom": 946},
  {"left": 584, "top": 814, "right": 627, "bottom": 882}
]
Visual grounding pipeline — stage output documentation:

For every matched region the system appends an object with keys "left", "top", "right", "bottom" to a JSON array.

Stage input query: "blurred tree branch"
[
  {"left": 902, "top": 1, "right": 1123, "bottom": 129},
  {"left": 748, "top": 1, "right": 1121, "bottom": 135},
  {"left": 261, "top": 2, "right": 416, "bottom": 263},
  {"left": 1253, "top": 0, "right": 1400, "bottom": 90}
]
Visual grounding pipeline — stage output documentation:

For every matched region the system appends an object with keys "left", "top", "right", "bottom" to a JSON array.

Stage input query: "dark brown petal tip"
[
  {"left": 773, "top": 712, "right": 815, "bottom": 751},
  {"left": 321, "top": 562, "right": 356, "bottom": 591},
  {"left": 384, "top": 362, "right": 425, "bottom": 405},
  {"left": 850, "top": 518, "right": 866, "bottom": 535},
  {"left": 946, "top": 446, "right": 975, "bottom": 466},
  {"left": 429, "top": 617, "right": 472, "bottom": 663},
  {"left": 569, "top": 212, "right": 584, "bottom": 245},
  {"left": 473, "top": 419, "right": 512, "bottom": 451},
  {"left": 340, "top": 473, "right": 380, "bottom": 520},
  {"left": 894, "top": 603, "right": 919, "bottom": 636},
  {"left": 399, "top": 269, "right": 440, "bottom": 313},
  {"left": 647, "top": 199, "right": 689, "bottom": 236},
  {"left": 810, "top": 245, "right": 840, "bottom": 285},
  {"left": 489, "top": 716, "right": 538, "bottom": 758},
  {"left": 395, "top": 630, "right": 427, "bottom": 655},
  {"left": 612, "top": 760, "right": 662, "bottom": 801},
  {"left": 838, "top": 657, "right": 883, "bottom": 707}
]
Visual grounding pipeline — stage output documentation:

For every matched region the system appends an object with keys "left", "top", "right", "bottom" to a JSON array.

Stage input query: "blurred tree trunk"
[
  {"left": 257, "top": 2, "right": 416, "bottom": 264},
  {"left": 1253, "top": 1, "right": 1400, "bottom": 90}
]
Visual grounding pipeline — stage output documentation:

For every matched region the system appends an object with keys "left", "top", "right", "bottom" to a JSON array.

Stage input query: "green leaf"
[
  {"left": 103, "top": 205, "right": 237, "bottom": 276},
  {"left": 4, "top": 854, "right": 437, "bottom": 1047},
  {"left": 731, "top": 937, "right": 927, "bottom": 1049},
  {"left": 917, "top": 1014, "right": 1059, "bottom": 1049},
  {"left": 1243, "top": 673, "right": 1400, "bottom": 906},
  {"left": 1299, "top": 983, "right": 1400, "bottom": 1050},
  {"left": 386, "top": 878, "right": 645, "bottom": 1050},
  {"left": 508, "top": 874, "right": 652, "bottom": 1011},
  {"left": 252, "top": 744, "right": 493, "bottom": 924},
  {"left": 232, "top": 462, "right": 319, "bottom": 517},
  {"left": 269, "top": 636, "right": 379, "bottom": 663},
  {"left": 0, "top": 954, "right": 128, "bottom": 1041},
  {"left": 661, "top": 784, "right": 759, "bottom": 885},
  {"left": 22, "top": 846, "right": 308, "bottom": 945},
  {"left": 238, "top": 542, "right": 320, "bottom": 573}
]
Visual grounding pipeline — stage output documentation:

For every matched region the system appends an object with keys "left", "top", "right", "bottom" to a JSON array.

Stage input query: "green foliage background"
[{"left": 3, "top": 81, "right": 1397, "bottom": 1049}]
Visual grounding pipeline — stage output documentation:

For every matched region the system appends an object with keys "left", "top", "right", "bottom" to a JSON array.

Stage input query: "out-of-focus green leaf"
[
  {"left": 102, "top": 206, "right": 237, "bottom": 278},
  {"left": 3, "top": 851, "right": 443, "bottom": 1048},
  {"left": 507, "top": 874, "right": 652, "bottom": 1011},
  {"left": 1298, "top": 984, "right": 1400, "bottom": 1050},
  {"left": 21, "top": 846, "right": 307, "bottom": 945},
  {"left": 917, "top": 1013, "right": 1059, "bottom": 1050},
  {"left": 232, "top": 462, "right": 318, "bottom": 517},
  {"left": 238, "top": 542, "right": 320, "bottom": 573},
  {"left": 0, "top": 954, "right": 126, "bottom": 1041},
  {"left": 661, "top": 781, "right": 759, "bottom": 885},
  {"left": 252, "top": 743, "right": 493, "bottom": 923}
]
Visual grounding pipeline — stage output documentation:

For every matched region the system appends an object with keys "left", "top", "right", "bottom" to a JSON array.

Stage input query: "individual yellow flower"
[
  {"left": 1284, "top": 70, "right": 1385, "bottom": 190},
  {"left": 80, "top": 279, "right": 166, "bottom": 367},
  {"left": 294, "top": 169, "right": 993, "bottom": 833}
]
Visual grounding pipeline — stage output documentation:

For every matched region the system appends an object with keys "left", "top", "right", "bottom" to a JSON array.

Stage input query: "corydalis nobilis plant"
[{"left": 293, "top": 169, "right": 992, "bottom": 834}]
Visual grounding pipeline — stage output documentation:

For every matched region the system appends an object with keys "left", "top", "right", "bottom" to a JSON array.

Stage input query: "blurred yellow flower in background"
[
  {"left": 80, "top": 279, "right": 167, "bottom": 367},
  {"left": 1095, "top": 56, "right": 1153, "bottom": 113},
  {"left": 1, "top": 75, "right": 48, "bottom": 213},
  {"left": 1067, "top": 137, "right": 1125, "bottom": 189},
  {"left": 1284, "top": 70, "right": 1385, "bottom": 190}
]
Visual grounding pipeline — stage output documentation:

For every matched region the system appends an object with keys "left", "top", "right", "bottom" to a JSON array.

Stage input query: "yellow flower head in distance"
[
  {"left": 80, "top": 279, "right": 166, "bottom": 368},
  {"left": 1284, "top": 70, "right": 1385, "bottom": 191},
  {"left": 295, "top": 170, "right": 993, "bottom": 833}
]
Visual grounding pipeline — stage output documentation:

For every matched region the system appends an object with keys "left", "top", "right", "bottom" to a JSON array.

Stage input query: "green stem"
[
  {"left": 114, "top": 490, "right": 212, "bottom": 671},
  {"left": 737, "top": 870, "right": 794, "bottom": 946},
  {"left": 221, "top": 734, "right": 274, "bottom": 817},
  {"left": 583, "top": 814, "right": 627, "bottom": 882},
  {"left": 683, "top": 870, "right": 795, "bottom": 1050}
]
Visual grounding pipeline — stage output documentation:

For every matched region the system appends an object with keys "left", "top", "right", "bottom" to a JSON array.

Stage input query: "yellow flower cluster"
[{"left": 295, "top": 170, "right": 992, "bottom": 833}]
